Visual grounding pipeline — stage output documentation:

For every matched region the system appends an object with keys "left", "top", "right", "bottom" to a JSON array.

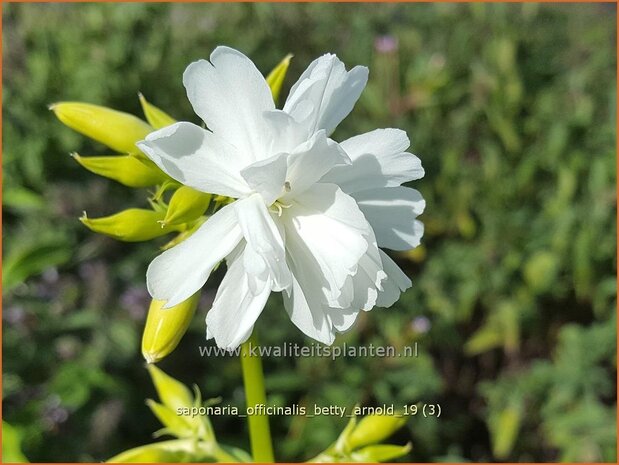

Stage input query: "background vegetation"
[{"left": 2, "top": 3, "right": 616, "bottom": 462}]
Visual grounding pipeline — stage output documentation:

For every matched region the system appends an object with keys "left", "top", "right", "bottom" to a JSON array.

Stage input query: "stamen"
[{"left": 269, "top": 200, "right": 292, "bottom": 217}]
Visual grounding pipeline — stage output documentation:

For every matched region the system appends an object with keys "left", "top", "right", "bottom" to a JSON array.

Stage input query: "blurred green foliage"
[{"left": 2, "top": 3, "right": 616, "bottom": 462}]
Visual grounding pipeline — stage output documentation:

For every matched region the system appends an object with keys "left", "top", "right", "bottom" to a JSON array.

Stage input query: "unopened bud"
[
  {"left": 138, "top": 93, "right": 176, "bottom": 129},
  {"left": 142, "top": 292, "right": 201, "bottom": 364},
  {"left": 266, "top": 54, "right": 293, "bottom": 103},
  {"left": 162, "top": 186, "right": 211, "bottom": 226},
  {"left": 50, "top": 102, "right": 152, "bottom": 153},
  {"left": 350, "top": 443, "right": 412, "bottom": 462},
  {"left": 72, "top": 152, "right": 168, "bottom": 187},
  {"left": 80, "top": 208, "right": 182, "bottom": 242},
  {"left": 348, "top": 414, "right": 407, "bottom": 449}
]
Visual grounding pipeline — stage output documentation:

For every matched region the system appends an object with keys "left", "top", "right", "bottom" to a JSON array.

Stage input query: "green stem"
[{"left": 240, "top": 331, "right": 275, "bottom": 462}]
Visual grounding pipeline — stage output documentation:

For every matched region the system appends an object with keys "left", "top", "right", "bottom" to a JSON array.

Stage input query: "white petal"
[
  {"left": 206, "top": 248, "right": 271, "bottom": 350},
  {"left": 282, "top": 272, "right": 335, "bottom": 345},
  {"left": 283, "top": 54, "right": 368, "bottom": 136},
  {"left": 240, "top": 152, "right": 289, "bottom": 205},
  {"left": 137, "top": 122, "right": 250, "bottom": 198},
  {"left": 282, "top": 130, "right": 351, "bottom": 199},
  {"left": 234, "top": 194, "right": 291, "bottom": 292},
  {"left": 342, "top": 232, "right": 387, "bottom": 311},
  {"left": 183, "top": 46, "right": 275, "bottom": 161},
  {"left": 282, "top": 183, "right": 371, "bottom": 307},
  {"left": 328, "top": 307, "right": 360, "bottom": 332},
  {"left": 146, "top": 202, "right": 243, "bottom": 308},
  {"left": 376, "top": 250, "right": 412, "bottom": 308},
  {"left": 354, "top": 187, "right": 425, "bottom": 250},
  {"left": 241, "top": 131, "right": 351, "bottom": 203},
  {"left": 263, "top": 110, "right": 308, "bottom": 155},
  {"left": 322, "top": 128, "right": 424, "bottom": 194}
]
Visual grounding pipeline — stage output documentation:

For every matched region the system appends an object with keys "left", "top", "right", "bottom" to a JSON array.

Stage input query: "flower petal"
[
  {"left": 240, "top": 152, "right": 289, "bottom": 206},
  {"left": 376, "top": 250, "right": 412, "bottom": 308},
  {"left": 137, "top": 122, "right": 250, "bottom": 198},
  {"left": 282, "top": 183, "right": 371, "bottom": 307},
  {"left": 206, "top": 247, "right": 271, "bottom": 350},
  {"left": 282, "top": 272, "right": 335, "bottom": 345},
  {"left": 353, "top": 187, "right": 425, "bottom": 250},
  {"left": 183, "top": 46, "right": 275, "bottom": 161},
  {"left": 322, "top": 128, "right": 424, "bottom": 194},
  {"left": 234, "top": 194, "right": 291, "bottom": 292},
  {"left": 146, "top": 202, "right": 242, "bottom": 308},
  {"left": 283, "top": 130, "right": 351, "bottom": 199},
  {"left": 340, "top": 232, "right": 387, "bottom": 311},
  {"left": 327, "top": 307, "right": 360, "bottom": 332},
  {"left": 283, "top": 54, "right": 368, "bottom": 136}
]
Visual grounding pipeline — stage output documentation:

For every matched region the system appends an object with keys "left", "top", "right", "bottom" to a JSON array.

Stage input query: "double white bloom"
[{"left": 137, "top": 47, "right": 425, "bottom": 349}]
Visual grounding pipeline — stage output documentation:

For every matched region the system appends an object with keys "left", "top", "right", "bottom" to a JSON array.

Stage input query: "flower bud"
[
  {"left": 138, "top": 93, "right": 177, "bottom": 129},
  {"left": 146, "top": 400, "right": 195, "bottom": 438},
  {"left": 162, "top": 186, "right": 211, "bottom": 226},
  {"left": 266, "top": 54, "right": 293, "bottom": 103},
  {"left": 71, "top": 152, "right": 169, "bottom": 187},
  {"left": 146, "top": 363, "right": 195, "bottom": 411},
  {"left": 142, "top": 292, "right": 201, "bottom": 364},
  {"left": 348, "top": 414, "right": 407, "bottom": 450},
  {"left": 350, "top": 443, "right": 412, "bottom": 462},
  {"left": 50, "top": 102, "right": 152, "bottom": 153},
  {"left": 162, "top": 217, "right": 207, "bottom": 250},
  {"left": 80, "top": 208, "right": 182, "bottom": 242},
  {"left": 107, "top": 439, "right": 196, "bottom": 463}
]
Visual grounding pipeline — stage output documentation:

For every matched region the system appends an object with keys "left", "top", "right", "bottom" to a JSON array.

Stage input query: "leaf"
[
  {"left": 490, "top": 404, "right": 522, "bottom": 459},
  {"left": 2, "top": 187, "right": 45, "bottom": 213},
  {"left": 3, "top": 238, "right": 72, "bottom": 291},
  {"left": 2, "top": 422, "right": 29, "bottom": 463}
]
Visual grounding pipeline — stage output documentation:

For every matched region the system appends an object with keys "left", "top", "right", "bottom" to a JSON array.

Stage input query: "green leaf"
[
  {"left": 2, "top": 187, "right": 45, "bottom": 213},
  {"left": 3, "top": 238, "right": 72, "bottom": 291},
  {"left": 2, "top": 422, "right": 29, "bottom": 463},
  {"left": 490, "top": 403, "right": 522, "bottom": 459}
]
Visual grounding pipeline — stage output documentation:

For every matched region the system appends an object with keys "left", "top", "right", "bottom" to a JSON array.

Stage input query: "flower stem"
[{"left": 240, "top": 331, "right": 274, "bottom": 462}]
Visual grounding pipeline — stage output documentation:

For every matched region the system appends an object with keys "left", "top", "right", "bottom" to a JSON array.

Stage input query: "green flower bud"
[
  {"left": 348, "top": 414, "right": 407, "bottom": 449},
  {"left": 266, "top": 54, "right": 293, "bottom": 103},
  {"left": 50, "top": 102, "right": 152, "bottom": 153},
  {"left": 161, "top": 217, "right": 207, "bottom": 250},
  {"left": 71, "top": 152, "right": 169, "bottom": 187},
  {"left": 146, "top": 364, "right": 194, "bottom": 412},
  {"left": 162, "top": 186, "right": 211, "bottom": 226},
  {"left": 141, "top": 292, "right": 201, "bottom": 364},
  {"left": 146, "top": 400, "right": 195, "bottom": 438},
  {"left": 350, "top": 443, "right": 412, "bottom": 462},
  {"left": 138, "top": 93, "right": 177, "bottom": 129},
  {"left": 80, "top": 208, "right": 182, "bottom": 242},
  {"left": 107, "top": 439, "right": 200, "bottom": 463}
]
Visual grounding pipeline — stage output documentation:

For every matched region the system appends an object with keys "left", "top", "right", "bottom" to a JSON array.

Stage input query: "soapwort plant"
[{"left": 51, "top": 48, "right": 424, "bottom": 462}]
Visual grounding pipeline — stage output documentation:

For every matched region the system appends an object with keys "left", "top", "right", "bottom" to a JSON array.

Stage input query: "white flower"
[{"left": 137, "top": 46, "right": 424, "bottom": 349}]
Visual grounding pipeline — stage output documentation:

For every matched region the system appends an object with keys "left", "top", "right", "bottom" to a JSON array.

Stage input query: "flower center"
[{"left": 270, "top": 199, "right": 292, "bottom": 217}]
